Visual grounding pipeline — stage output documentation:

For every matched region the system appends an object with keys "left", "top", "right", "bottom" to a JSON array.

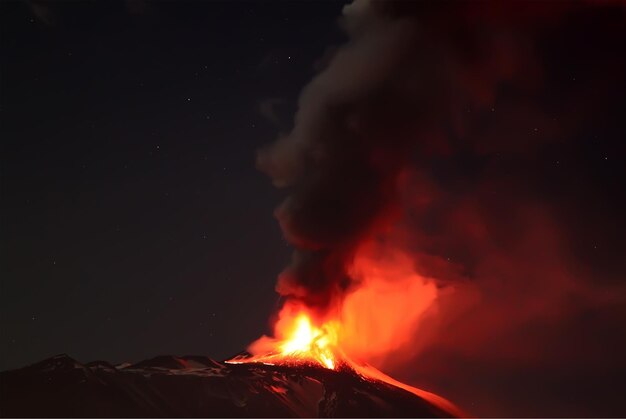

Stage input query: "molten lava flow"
[
  {"left": 278, "top": 314, "right": 338, "bottom": 369},
  {"left": 227, "top": 308, "right": 464, "bottom": 416},
  {"left": 228, "top": 306, "right": 343, "bottom": 369},
  {"left": 227, "top": 243, "right": 465, "bottom": 417}
]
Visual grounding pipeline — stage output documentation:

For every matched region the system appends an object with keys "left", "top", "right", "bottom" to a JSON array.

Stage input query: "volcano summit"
[{"left": 0, "top": 353, "right": 461, "bottom": 418}]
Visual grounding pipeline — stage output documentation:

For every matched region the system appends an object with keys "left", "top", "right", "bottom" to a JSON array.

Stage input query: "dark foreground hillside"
[{"left": 0, "top": 354, "right": 456, "bottom": 417}]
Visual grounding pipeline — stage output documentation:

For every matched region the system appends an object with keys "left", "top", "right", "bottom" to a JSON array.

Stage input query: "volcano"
[{"left": 0, "top": 353, "right": 460, "bottom": 417}]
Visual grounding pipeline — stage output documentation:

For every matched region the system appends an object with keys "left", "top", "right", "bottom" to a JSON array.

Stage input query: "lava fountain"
[{"left": 227, "top": 242, "right": 465, "bottom": 417}]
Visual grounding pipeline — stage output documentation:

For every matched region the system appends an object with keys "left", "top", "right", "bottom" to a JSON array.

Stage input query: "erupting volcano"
[
  {"left": 4, "top": 0, "right": 624, "bottom": 416},
  {"left": 229, "top": 241, "right": 442, "bottom": 371},
  {"left": 225, "top": 240, "right": 461, "bottom": 416},
  {"left": 226, "top": 307, "right": 463, "bottom": 417},
  {"left": 228, "top": 311, "right": 341, "bottom": 370}
]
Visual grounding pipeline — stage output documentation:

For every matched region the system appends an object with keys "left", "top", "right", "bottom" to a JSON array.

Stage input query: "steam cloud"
[{"left": 258, "top": 1, "right": 626, "bottom": 416}]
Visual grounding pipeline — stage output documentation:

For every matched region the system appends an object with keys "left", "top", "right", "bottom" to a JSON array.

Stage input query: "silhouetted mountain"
[{"left": 0, "top": 354, "right": 457, "bottom": 417}]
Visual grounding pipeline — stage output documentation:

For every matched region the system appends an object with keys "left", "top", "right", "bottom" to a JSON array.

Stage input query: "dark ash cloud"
[{"left": 258, "top": 1, "right": 626, "bottom": 415}]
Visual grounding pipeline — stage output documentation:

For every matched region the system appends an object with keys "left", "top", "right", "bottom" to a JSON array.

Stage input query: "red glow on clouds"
[
  {"left": 227, "top": 240, "right": 463, "bottom": 415},
  {"left": 237, "top": 0, "right": 626, "bottom": 415}
]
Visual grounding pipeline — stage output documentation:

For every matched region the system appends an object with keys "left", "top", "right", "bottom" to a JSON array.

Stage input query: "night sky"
[
  {"left": 2, "top": 1, "right": 626, "bottom": 417},
  {"left": 1, "top": 1, "right": 348, "bottom": 369}
]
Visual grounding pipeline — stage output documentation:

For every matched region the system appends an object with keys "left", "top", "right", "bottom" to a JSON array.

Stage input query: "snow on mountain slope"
[{"left": 0, "top": 354, "right": 456, "bottom": 417}]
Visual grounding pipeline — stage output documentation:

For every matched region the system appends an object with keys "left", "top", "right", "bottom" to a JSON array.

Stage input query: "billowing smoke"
[{"left": 258, "top": 1, "right": 626, "bottom": 415}]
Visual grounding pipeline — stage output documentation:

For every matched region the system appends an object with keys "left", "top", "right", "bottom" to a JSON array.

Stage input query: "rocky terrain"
[{"left": 0, "top": 353, "right": 457, "bottom": 417}]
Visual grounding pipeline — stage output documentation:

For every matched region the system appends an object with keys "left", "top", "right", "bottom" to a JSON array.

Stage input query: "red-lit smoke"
[{"left": 252, "top": 1, "right": 626, "bottom": 416}]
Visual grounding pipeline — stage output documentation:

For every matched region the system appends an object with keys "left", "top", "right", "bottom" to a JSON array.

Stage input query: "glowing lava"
[
  {"left": 278, "top": 313, "right": 338, "bottom": 369},
  {"left": 226, "top": 243, "right": 465, "bottom": 417},
  {"left": 227, "top": 308, "right": 343, "bottom": 370},
  {"left": 226, "top": 309, "right": 464, "bottom": 417}
]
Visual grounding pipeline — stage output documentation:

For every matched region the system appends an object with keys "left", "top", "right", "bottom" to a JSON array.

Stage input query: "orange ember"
[
  {"left": 226, "top": 241, "right": 465, "bottom": 417},
  {"left": 227, "top": 308, "right": 343, "bottom": 369},
  {"left": 278, "top": 313, "right": 339, "bottom": 369}
]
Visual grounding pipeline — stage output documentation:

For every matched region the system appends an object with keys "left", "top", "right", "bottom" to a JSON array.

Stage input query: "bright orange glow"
[
  {"left": 277, "top": 312, "right": 338, "bottom": 369},
  {"left": 226, "top": 241, "right": 463, "bottom": 416},
  {"left": 340, "top": 241, "right": 439, "bottom": 364},
  {"left": 228, "top": 304, "right": 343, "bottom": 369}
]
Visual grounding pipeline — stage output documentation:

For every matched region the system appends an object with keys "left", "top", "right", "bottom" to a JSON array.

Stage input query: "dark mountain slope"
[{"left": 0, "top": 354, "right": 456, "bottom": 417}]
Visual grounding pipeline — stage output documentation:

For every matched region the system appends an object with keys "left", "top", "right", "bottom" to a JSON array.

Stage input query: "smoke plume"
[{"left": 258, "top": 1, "right": 626, "bottom": 415}]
